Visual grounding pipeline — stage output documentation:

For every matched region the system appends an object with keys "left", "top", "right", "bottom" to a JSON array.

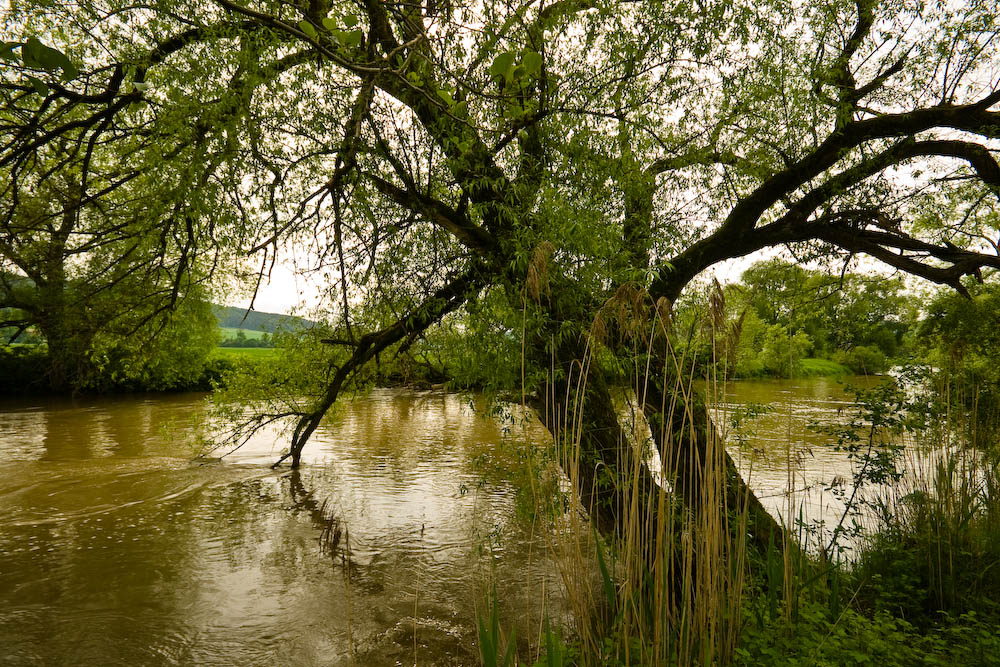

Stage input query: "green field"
[
  {"left": 219, "top": 326, "right": 268, "bottom": 340},
  {"left": 211, "top": 347, "right": 279, "bottom": 360},
  {"left": 798, "top": 357, "right": 852, "bottom": 377}
]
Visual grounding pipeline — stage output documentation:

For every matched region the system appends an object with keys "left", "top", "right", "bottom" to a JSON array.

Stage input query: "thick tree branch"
[
  {"left": 273, "top": 260, "right": 491, "bottom": 467},
  {"left": 365, "top": 173, "right": 497, "bottom": 253}
]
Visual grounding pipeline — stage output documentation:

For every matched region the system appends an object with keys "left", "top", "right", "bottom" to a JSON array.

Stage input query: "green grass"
[
  {"left": 798, "top": 357, "right": 852, "bottom": 377},
  {"left": 211, "top": 347, "right": 279, "bottom": 360},
  {"left": 219, "top": 326, "right": 268, "bottom": 340}
]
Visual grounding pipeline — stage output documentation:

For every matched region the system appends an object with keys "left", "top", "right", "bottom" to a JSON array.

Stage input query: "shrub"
[
  {"left": 0, "top": 345, "right": 48, "bottom": 393},
  {"left": 832, "top": 345, "right": 887, "bottom": 375}
]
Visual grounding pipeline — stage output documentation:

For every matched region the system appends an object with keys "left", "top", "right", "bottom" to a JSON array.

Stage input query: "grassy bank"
[
  {"left": 0, "top": 344, "right": 279, "bottom": 395},
  {"left": 210, "top": 347, "right": 279, "bottom": 361},
  {"left": 219, "top": 326, "right": 269, "bottom": 340},
  {"left": 732, "top": 445, "right": 1000, "bottom": 666},
  {"left": 797, "top": 357, "right": 853, "bottom": 377},
  {"left": 727, "top": 357, "right": 854, "bottom": 380}
]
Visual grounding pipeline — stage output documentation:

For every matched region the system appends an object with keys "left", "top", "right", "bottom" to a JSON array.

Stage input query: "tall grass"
[
  {"left": 477, "top": 299, "right": 1000, "bottom": 665},
  {"left": 854, "top": 443, "right": 1000, "bottom": 625},
  {"left": 508, "top": 292, "right": 762, "bottom": 666},
  {"left": 738, "top": 366, "right": 1000, "bottom": 664}
]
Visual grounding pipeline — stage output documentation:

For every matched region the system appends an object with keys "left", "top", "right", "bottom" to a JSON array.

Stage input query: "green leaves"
[
  {"left": 0, "top": 41, "right": 19, "bottom": 61},
  {"left": 28, "top": 76, "right": 48, "bottom": 97},
  {"left": 489, "top": 51, "right": 517, "bottom": 82},
  {"left": 0, "top": 37, "right": 79, "bottom": 97},
  {"left": 436, "top": 88, "right": 455, "bottom": 106},
  {"left": 298, "top": 20, "right": 318, "bottom": 38},
  {"left": 5, "top": 37, "right": 78, "bottom": 92},
  {"left": 477, "top": 584, "right": 517, "bottom": 667},
  {"left": 22, "top": 37, "right": 77, "bottom": 79},
  {"left": 489, "top": 49, "right": 544, "bottom": 95},
  {"left": 433, "top": 82, "right": 469, "bottom": 117},
  {"left": 521, "top": 50, "right": 542, "bottom": 77},
  {"left": 311, "top": 16, "right": 363, "bottom": 48},
  {"left": 336, "top": 30, "right": 364, "bottom": 48}
]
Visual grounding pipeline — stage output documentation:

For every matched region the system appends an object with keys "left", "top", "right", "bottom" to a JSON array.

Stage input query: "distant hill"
[{"left": 212, "top": 305, "right": 314, "bottom": 333}]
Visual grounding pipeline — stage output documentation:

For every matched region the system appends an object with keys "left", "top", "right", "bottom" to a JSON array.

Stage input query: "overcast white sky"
[
  {"left": 226, "top": 260, "right": 323, "bottom": 316},
  {"left": 228, "top": 250, "right": 774, "bottom": 317}
]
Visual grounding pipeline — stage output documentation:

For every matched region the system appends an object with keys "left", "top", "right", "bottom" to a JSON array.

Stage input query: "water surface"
[
  {"left": 0, "top": 377, "right": 894, "bottom": 664},
  {"left": 713, "top": 375, "right": 889, "bottom": 547},
  {"left": 0, "top": 390, "right": 563, "bottom": 666}
]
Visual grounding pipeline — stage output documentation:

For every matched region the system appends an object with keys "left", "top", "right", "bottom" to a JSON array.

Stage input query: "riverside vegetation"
[
  {"left": 5, "top": 272, "right": 1000, "bottom": 664},
  {"left": 0, "top": 256, "right": 933, "bottom": 395},
  {"left": 4, "top": 267, "right": 1000, "bottom": 664},
  {"left": 5, "top": 0, "right": 1000, "bottom": 664},
  {"left": 470, "top": 310, "right": 1000, "bottom": 667},
  {"left": 202, "top": 278, "right": 1000, "bottom": 666}
]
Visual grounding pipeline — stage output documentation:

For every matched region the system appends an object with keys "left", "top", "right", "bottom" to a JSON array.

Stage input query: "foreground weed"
[{"left": 478, "top": 585, "right": 518, "bottom": 667}]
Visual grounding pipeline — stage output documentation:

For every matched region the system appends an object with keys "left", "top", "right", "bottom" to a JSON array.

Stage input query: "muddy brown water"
[
  {"left": 0, "top": 379, "right": 882, "bottom": 665},
  {"left": 710, "top": 375, "right": 886, "bottom": 546}
]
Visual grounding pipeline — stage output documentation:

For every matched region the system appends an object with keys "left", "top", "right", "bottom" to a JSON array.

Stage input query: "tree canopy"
[{"left": 4, "top": 0, "right": 1000, "bottom": 536}]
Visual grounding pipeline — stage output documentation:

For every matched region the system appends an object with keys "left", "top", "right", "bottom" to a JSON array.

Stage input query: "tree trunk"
[
  {"left": 36, "top": 195, "right": 91, "bottom": 393},
  {"left": 531, "top": 338, "right": 783, "bottom": 556},
  {"left": 38, "top": 312, "right": 93, "bottom": 393},
  {"left": 528, "top": 331, "right": 660, "bottom": 538},
  {"left": 640, "top": 353, "right": 784, "bottom": 554},
  {"left": 524, "top": 276, "right": 782, "bottom": 554}
]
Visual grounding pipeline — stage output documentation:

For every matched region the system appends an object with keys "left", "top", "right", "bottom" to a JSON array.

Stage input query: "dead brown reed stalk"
[
  {"left": 528, "top": 300, "right": 756, "bottom": 666},
  {"left": 526, "top": 241, "right": 556, "bottom": 303}
]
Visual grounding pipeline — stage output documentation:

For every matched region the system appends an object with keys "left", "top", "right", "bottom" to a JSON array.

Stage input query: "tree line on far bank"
[
  {"left": 396, "top": 259, "right": 1000, "bottom": 388},
  {"left": 0, "top": 300, "right": 294, "bottom": 393},
  {"left": 675, "top": 258, "right": 914, "bottom": 378},
  {"left": 3, "top": 257, "right": 999, "bottom": 394}
]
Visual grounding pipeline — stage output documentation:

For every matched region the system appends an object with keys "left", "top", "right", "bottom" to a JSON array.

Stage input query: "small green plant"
[
  {"left": 478, "top": 585, "right": 517, "bottom": 667},
  {"left": 810, "top": 380, "right": 908, "bottom": 556},
  {"left": 532, "top": 617, "right": 568, "bottom": 667}
]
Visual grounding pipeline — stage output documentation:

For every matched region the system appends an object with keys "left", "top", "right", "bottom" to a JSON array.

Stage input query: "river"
[
  {"left": 709, "top": 374, "right": 885, "bottom": 550},
  {"left": 0, "top": 378, "right": 885, "bottom": 665}
]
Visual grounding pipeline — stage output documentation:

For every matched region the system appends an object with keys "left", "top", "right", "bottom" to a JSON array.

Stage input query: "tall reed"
[
  {"left": 522, "top": 291, "right": 761, "bottom": 666},
  {"left": 854, "top": 436, "right": 1000, "bottom": 625}
]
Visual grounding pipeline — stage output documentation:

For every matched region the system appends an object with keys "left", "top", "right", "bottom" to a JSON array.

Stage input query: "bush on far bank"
[
  {"left": 832, "top": 345, "right": 889, "bottom": 375},
  {"left": 0, "top": 344, "right": 242, "bottom": 394}
]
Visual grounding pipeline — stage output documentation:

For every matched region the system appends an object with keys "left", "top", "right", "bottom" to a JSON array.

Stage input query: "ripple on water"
[{"left": 0, "top": 390, "right": 573, "bottom": 666}]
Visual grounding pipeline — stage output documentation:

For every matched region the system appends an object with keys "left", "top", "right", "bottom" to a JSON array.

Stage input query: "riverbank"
[
  {"left": 0, "top": 346, "right": 280, "bottom": 395},
  {"left": 0, "top": 344, "right": 459, "bottom": 395},
  {"left": 1, "top": 341, "right": 874, "bottom": 397},
  {"left": 720, "top": 357, "right": 857, "bottom": 380}
]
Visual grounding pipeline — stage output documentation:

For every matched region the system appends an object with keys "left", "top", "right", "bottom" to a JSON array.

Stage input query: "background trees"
[
  {"left": 914, "top": 280, "right": 1000, "bottom": 446},
  {"left": 728, "top": 258, "right": 913, "bottom": 374},
  {"left": 1, "top": 5, "right": 253, "bottom": 389}
]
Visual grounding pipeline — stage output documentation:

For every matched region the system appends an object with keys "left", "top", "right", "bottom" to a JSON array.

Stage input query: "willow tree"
[
  {"left": 6, "top": 0, "right": 1000, "bottom": 541},
  {"left": 1, "top": 7, "right": 242, "bottom": 389}
]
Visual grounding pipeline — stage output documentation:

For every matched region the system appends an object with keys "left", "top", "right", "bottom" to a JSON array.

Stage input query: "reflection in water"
[
  {"left": 287, "top": 470, "right": 346, "bottom": 563},
  {"left": 0, "top": 380, "right": 898, "bottom": 664},
  {"left": 0, "top": 390, "right": 565, "bottom": 666},
  {"left": 712, "top": 375, "right": 888, "bottom": 548}
]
